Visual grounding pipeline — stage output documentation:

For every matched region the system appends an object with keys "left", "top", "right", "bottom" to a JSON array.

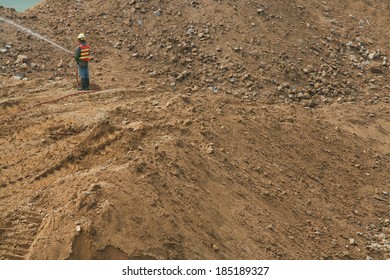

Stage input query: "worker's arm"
[{"left": 74, "top": 47, "right": 80, "bottom": 62}]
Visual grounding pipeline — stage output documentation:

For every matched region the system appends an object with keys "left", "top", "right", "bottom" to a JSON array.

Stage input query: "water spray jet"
[{"left": 0, "top": 16, "right": 72, "bottom": 54}]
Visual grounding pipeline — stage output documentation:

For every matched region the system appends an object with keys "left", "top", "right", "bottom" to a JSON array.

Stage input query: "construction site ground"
[{"left": 0, "top": 0, "right": 389, "bottom": 260}]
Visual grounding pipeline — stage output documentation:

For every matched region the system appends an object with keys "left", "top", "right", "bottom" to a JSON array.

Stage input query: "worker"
[{"left": 74, "top": 33, "right": 91, "bottom": 90}]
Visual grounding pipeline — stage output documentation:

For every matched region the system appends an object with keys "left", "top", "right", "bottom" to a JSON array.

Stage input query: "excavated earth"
[{"left": 0, "top": 0, "right": 389, "bottom": 260}]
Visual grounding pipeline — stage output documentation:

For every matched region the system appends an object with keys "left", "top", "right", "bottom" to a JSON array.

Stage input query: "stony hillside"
[{"left": 0, "top": 0, "right": 389, "bottom": 260}]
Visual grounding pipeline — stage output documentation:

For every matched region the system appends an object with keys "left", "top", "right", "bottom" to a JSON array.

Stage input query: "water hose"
[
  {"left": 75, "top": 66, "right": 81, "bottom": 88},
  {"left": 0, "top": 88, "right": 97, "bottom": 124}
]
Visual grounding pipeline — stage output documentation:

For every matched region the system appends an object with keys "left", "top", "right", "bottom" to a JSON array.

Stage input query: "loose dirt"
[{"left": 0, "top": 0, "right": 389, "bottom": 260}]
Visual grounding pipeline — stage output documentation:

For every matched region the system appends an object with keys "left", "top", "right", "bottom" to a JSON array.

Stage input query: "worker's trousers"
[{"left": 78, "top": 63, "right": 89, "bottom": 79}]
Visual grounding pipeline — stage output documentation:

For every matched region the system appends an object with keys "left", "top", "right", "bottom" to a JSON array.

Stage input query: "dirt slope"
[{"left": 0, "top": 0, "right": 389, "bottom": 260}]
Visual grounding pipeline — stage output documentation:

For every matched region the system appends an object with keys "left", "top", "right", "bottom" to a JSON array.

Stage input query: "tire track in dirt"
[
  {"left": 0, "top": 206, "right": 44, "bottom": 260},
  {"left": 33, "top": 121, "right": 123, "bottom": 182}
]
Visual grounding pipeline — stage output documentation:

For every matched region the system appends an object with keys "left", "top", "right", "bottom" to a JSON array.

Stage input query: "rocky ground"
[{"left": 0, "top": 0, "right": 389, "bottom": 260}]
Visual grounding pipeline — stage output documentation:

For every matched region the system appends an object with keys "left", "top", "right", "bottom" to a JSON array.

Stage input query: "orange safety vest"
[{"left": 79, "top": 44, "right": 91, "bottom": 61}]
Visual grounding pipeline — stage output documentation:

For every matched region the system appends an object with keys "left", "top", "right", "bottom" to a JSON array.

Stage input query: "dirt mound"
[{"left": 0, "top": 0, "right": 389, "bottom": 260}]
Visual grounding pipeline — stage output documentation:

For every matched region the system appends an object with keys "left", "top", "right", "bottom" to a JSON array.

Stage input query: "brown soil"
[{"left": 0, "top": 0, "right": 389, "bottom": 260}]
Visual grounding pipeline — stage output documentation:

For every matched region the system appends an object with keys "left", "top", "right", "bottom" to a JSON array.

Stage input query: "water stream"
[{"left": 0, "top": 16, "right": 72, "bottom": 54}]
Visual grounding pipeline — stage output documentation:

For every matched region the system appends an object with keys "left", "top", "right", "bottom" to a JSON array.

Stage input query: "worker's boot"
[
  {"left": 80, "top": 79, "right": 87, "bottom": 90},
  {"left": 86, "top": 78, "right": 90, "bottom": 90},
  {"left": 78, "top": 79, "right": 84, "bottom": 90}
]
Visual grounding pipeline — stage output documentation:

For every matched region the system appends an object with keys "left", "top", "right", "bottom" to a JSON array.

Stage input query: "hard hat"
[{"left": 77, "top": 33, "right": 86, "bottom": 40}]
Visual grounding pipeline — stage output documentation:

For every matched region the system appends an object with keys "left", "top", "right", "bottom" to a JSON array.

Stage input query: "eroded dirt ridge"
[{"left": 0, "top": 204, "right": 44, "bottom": 260}]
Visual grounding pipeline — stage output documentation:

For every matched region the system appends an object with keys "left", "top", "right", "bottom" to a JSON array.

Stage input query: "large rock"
[
  {"left": 370, "top": 63, "right": 383, "bottom": 74},
  {"left": 15, "top": 55, "right": 29, "bottom": 64}
]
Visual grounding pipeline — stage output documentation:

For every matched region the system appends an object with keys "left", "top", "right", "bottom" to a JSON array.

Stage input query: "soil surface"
[{"left": 0, "top": 0, "right": 389, "bottom": 260}]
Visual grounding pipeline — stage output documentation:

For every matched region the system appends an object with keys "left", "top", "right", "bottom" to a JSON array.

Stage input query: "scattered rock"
[
  {"left": 12, "top": 74, "right": 23, "bottom": 80},
  {"left": 370, "top": 64, "right": 383, "bottom": 74},
  {"left": 90, "top": 183, "right": 101, "bottom": 192},
  {"left": 15, "top": 55, "right": 28, "bottom": 64},
  {"left": 206, "top": 146, "right": 214, "bottom": 154},
  {"left": 153, "top": 9, "right": 162, "bottom": 16}
]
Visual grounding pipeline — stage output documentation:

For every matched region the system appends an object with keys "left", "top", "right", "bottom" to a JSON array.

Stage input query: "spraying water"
[{"left": 0, "top": 16, "right": 72, "bottom": 54}]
